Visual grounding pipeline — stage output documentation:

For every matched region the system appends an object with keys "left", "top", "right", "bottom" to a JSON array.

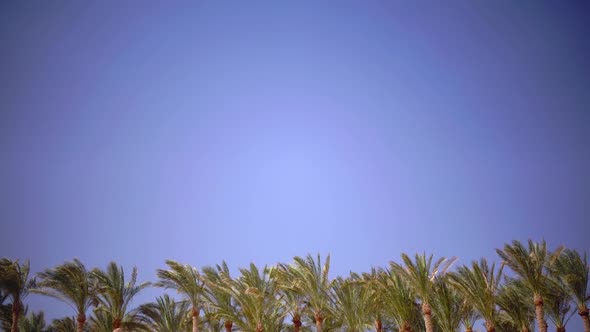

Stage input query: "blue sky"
[{"left": 1, "top": 1, "right": 589, "bottom": 329}]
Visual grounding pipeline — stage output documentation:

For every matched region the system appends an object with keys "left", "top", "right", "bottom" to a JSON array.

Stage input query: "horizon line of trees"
[{"left": 1, "top": 239, "right": 589, "bottom": 332}]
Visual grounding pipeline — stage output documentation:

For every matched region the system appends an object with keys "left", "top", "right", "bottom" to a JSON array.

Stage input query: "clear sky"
[{"left": 1, "top": 1, "right": 589, "bottom": 329}]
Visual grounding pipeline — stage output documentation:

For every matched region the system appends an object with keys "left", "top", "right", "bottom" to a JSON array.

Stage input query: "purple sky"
[{"left": 1, "top": 1, "right": 589, "bottom": 329}]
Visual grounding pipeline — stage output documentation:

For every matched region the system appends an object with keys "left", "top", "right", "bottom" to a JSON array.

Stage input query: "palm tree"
[
  {"left": 49, "top": 317, "right": 78, "bottom": 332},
  {"left": 360, "top": 268, "right": 386, "bottom": 332},
  {"left": 87, "top": 310, "right": 113, "bottom": 332},
  {"left": 551, "top": 249, "right": 590, "bottom": 332},
  {"left": 448, "top": 259, "right": 502, "bottom": 332},
  {"left": 1, "top": 305, "right": 31, "bottom": 332},
  {"left": 87, "top": 306, "right": 143, "bottom": 332},
  {"left": 431, "top": 276, "right": 463, "bottom": 332},
  {"left": 136, "top": 294, "right": 191, "bottom": 332},
  {"left": 202, "top": 262, "right": 237, "bottom": 332},
  {"left": 391, "top": 253, "right": 455, "bottom": 332},
  {"left": 200, "top": 308, "right": 224, "bottom": 332},
  {"left": 376, "top": 265, "right": 422, "bottom": 332},
  {"left": 1, "top": 289, "right": 12, "bottom": 331},
  {"left": 277, "top": 254, "right": 332, "bottom": 332},
  {"left": 277, "top": 287, "right": 305, "bottom": 332},
  {"left": 19, "top": 311, "right": 47, "bottom": 332},
  {"left": 90, "top": 262, "right": 149, "bottom": 332},
  {"left": 330, "top": 274, "right": 372, "bottom": 332},
  {"left": 33, "top": 259, "right": 93, "bottom": 332},
  {"left": 459, "top": 299, "right": 480, "bottom": 332},
  {"left": 0, "top": 259, "right": 36, "bottom": 332},
  {"left": 496, "top": 240, "right": 563, "bottom": 332},
  {"left": 270, "top": 264, "right": 309, "bottom": 332},
  {"left": 496, "top": 279, "right": 534, "bottom": 332},
  {"left": 210, "top": 263, "right": 285, "bottom": 332},
  {"left": 156, "top": 260, "right": 206, "bottom": 332},
  {"left": 544, "top": 279, "right": 575, "bottom": 332}
]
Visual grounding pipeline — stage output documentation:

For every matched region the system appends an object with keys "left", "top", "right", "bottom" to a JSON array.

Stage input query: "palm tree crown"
[
  {"left": 551, "top": 248, "right": 590, "bottom": 332},
  {"left": 359, "top": 268, "right": 387, "bottom": 332},
  {"left": 496, "top": 278, "right": 534, "bottom": 332},
  {"left": 156, "top": 260, "right": 205, "bottom": 332},
  {"left": 392, "top": 253, "right": 455, "bottom": 332},
  {"left": 496, "top": 239, "right": 564, "bottom": 332},
  {"left": 431, "top": 276, "right": 463, "bottom": 332},
  {"left": 202, "top": 262, "right": 237, "bottom": 332},
  {"left": 90, "top": 262, "right": 149, "bottom": 331},
  {"left": 50, "top": 316, "right": 78, "bottom": 332},
  {"left": 137, "top": 294, "right": 190, "bottom": 332},
  {"left": 211, "top": 263, "right": 285, "bottom": 332},
  {"left": 19, "top": 311, "right": 48, "bottom": 332},
  {"left": 34, "top": 259, "right": 93, "bottom": 332},
  {"left": 330, "top": 274, "right": 372, "bottom": 332},
  {"left": 376, "top": 265, "right": 422, "bottom": 332},
  {"left": 448, "top": 259, "right": 503, "bottom": 332},
  {"left": 275, "top": 254, "right": 332, "bottom": 332},
  {"left": 0, "top": 259, "right": 36, "bottom": 332}
]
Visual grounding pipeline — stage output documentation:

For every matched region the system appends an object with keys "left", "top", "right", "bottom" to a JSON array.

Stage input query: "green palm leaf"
[
  {"left": 33, "top": 259, "right": 93, "bottom": 332},
  {"left": 0, "top": 259, "right": 36, "bottom": 332},
  {"left": 136, "top": 294, "right": 191, "bottom": 332},
  {"left": 90, "top": 262, "right": 149, "bottom": 331},
  {"left": 448, "top": 258, "right": 502, "bottom": 332}
]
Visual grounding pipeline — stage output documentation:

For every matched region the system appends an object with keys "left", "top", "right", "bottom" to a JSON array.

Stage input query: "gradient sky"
[{"left": 1, "top": 1, "right": 589, "bottom": 329}]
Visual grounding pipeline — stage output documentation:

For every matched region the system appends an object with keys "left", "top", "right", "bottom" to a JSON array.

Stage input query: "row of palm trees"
[{"left": 1, "top": 240, "right": 588, "bottom": 332}]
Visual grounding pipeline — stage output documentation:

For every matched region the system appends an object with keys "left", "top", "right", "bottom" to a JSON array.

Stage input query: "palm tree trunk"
[
  {"left": 113, "top": 318, "right": 121, "bottom": 329},
  {"left": 375, "top": 319, "right": 383, "bottom": 332},
  {"left": 579, "top": 307, "right": 590, "bottom": 332},
  {"left": 315, "top": 320, "right": 323, "bottom": 332},
  {"left": 293, "top": 314, "right": 302, "bottom": 332},
  {"left": 112, "top": 317, "right": 122, "bottom": 332},
  {"left": 400, "top": 321, "right": 413, "bottom": 332},
  {"left": 485, "top": 320, "right": 496, "bottom": 332},
  {"left": 422, "top": 302, "right": 434, "bottom": 332},
  {"left": 256, "top": 322, "right": 263, "bottom": 332},
  {"left": 314, "top": 312, "right": 323, "bottom": 332},
  {"left": 192, "top": 307, "right": 200, "bottom": 332},
  {"left": 76, "top": 313, "right": 86, "bottom": 332},
  {"left": 10, "top": 301, "right": 20, "bottom": 332},
  {"left": 534, "top": 294, "right": 548, "bottom": 332},
  {"left": 224, "top": 320, "right": 233, "bottom": 332},
  {"left": 556, "top": 328, "right": 566, "bottom": 332}
]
